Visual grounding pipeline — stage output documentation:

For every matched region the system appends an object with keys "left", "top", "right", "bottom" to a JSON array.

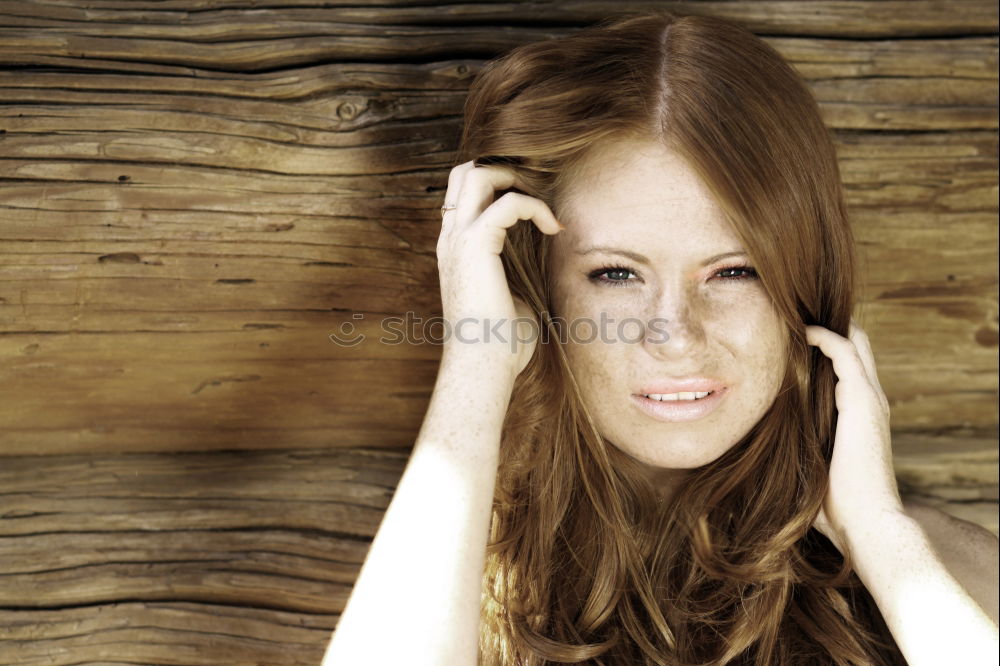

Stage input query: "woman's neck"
[{"left": 640, "top": 462, "right": 690, "bottom": 505}]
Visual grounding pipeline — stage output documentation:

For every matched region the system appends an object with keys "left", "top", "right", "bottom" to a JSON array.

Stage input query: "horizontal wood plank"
[
  {"left": 1, "top": 1, "right": 997, "bottom": 44},
  {"left": 0, "top": 602, "right": 336, "bottom": 665}
]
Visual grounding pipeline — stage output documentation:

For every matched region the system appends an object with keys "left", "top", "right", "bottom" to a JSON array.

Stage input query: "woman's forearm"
[
  {"left": 322, "top": 346, "right": 516, "bottom": 666},
  {"left": 846, "top": 509, "right": 999, "bottom": 666}
]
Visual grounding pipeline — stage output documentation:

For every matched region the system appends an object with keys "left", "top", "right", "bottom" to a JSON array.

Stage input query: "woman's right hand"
[
  {"left": 324, "top": 161, "right": 561, "bottom": 664},
  {"left": 435, "top": 160, "right": 564, "bottom": 376}
]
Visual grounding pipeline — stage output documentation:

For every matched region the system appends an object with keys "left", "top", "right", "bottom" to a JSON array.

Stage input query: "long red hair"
[{"left": 457, "top": 11, "right": 905, "bottom": 664}]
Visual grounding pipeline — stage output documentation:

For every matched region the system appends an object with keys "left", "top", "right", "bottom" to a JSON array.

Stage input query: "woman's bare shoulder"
[{"left": 901, "top": 497, "right": 999, "bottom": 624}]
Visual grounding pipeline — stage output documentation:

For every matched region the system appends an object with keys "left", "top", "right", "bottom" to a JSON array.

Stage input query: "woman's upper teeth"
[{"left": 645, "top": 391, "right": 711, "bottom": 401}]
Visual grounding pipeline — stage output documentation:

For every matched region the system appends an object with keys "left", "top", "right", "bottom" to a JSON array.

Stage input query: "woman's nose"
[{"left": 640, "top": 289, "right": 706, "bottom": 359}]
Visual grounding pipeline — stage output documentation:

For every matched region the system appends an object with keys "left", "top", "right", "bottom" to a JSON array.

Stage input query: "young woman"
[{"left": 324, "top": 11, "right": 998, "bottom": 665}]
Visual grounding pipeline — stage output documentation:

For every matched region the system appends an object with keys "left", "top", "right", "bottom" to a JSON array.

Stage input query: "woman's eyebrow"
[
  {"left": 701, "top": 250, "right": 747, "bottom": 266},
  {"left": 574, "top": 246, "right": 650, "bottom": 264},
  {"left": 574, "top": 246, "right": 747, "bottom": 267}
]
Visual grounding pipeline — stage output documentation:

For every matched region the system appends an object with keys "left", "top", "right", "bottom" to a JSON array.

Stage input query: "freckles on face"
[{"left": 548, "top": 139, "right": 790, "bottom": 470}]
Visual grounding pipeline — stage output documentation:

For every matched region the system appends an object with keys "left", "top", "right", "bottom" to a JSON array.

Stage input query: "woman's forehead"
[
  {"left": 556, "top": 141, "right": 725, "bottom": 224},
  {"left": 554, "top": 195, "right": 739, "bottom": 260}
]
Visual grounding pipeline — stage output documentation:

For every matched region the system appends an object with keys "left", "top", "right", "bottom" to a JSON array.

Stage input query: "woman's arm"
[
  {"left": 846, "top": 506, "right": 998, "bottom": 666},
  {"left": 321, "top": 348, "right": 515, "bottom": 666},
  {"left": 806, "top": 322, "right": 999, "bottom": 665},
  {"left": 322, "top": 161, "right": 562, "bottom": 665}
]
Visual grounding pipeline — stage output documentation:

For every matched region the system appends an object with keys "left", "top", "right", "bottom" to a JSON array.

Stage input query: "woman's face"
[{"left": 548, "top": 139, "right": 789, "bottom": 472}]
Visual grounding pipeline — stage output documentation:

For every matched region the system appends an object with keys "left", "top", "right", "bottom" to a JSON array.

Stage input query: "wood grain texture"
[
  {"left": 1, "top": 602, "right": 337, "bottom": 665},
  {"left": 0, "top": 448, "right": 384, "bottom": 664}
]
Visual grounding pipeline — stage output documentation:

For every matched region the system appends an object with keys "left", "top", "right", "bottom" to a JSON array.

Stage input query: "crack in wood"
[{"left": 190, "top": 373, "right": 261, "bottom": 394}]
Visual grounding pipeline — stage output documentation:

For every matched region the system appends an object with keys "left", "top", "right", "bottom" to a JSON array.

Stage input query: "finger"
[
  {"left": 473, "top": 191, "right": 563, "bottom": 242},
  {"left": 441, "top": 160, "right": 475, "bottom": 226},
  {"left": 453, "top": 165, "right": 538, "bottom": 228},
  {"left": 848, "top": 318, "right": 882, "bottom": 392},
  {"left": 804, "top": 325, "right": 869, "bottom": 391}
]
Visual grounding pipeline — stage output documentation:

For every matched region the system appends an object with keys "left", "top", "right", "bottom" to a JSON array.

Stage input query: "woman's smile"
[
  {"left": 630, "top": 376, "right": 729, "bottom": 422},
  {"left": 630, "top": 386, "right": 728, "bottom": 422}
]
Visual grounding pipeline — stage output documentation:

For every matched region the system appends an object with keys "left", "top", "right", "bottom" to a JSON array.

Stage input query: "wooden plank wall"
[{"left": 0, "top": 1, "right": 997, "bottom": 663}]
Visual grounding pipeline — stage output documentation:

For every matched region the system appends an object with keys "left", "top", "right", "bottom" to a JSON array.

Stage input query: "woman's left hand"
[{"left": 805, "top": 319, "right": 906, "bottom": 556}]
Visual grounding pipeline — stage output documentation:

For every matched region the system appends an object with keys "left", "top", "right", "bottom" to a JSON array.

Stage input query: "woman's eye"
[
  {"left": 586, "top": 264, "right": 758, "bottom": 287},
  {"left": 587, "top": 265, "right": 637, "bottom": 287},
  {"left": 716, "top": 265, "right": 759, "bottom": 281}
]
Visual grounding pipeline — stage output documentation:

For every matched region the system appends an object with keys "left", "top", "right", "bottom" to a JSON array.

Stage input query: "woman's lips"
[{"left": 630, "top": 386, "right": 728, "bottom": 422}]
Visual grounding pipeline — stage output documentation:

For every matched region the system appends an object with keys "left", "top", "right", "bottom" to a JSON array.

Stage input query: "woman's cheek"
[
  {"left": 559, "top": 291, "right": 632, "bottom": 332},
  {"left": 734, "top": 305, "right": 789, "bottom": 379}
]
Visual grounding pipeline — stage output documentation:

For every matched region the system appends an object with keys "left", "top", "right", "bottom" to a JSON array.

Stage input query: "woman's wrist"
[
  {"left": 412, "top": 342, "right": 518, "bottom": 459},
  {"left": 842, "top": 506, "right": 919, "bottom": 572},
  {"left": 439, "top": 340, "right": 520, "bottom": 390}
]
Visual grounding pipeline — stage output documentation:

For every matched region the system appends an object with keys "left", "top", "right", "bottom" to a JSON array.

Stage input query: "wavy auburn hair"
[{"left": 456, "top": 11, "right": 905, "bottom": 666}]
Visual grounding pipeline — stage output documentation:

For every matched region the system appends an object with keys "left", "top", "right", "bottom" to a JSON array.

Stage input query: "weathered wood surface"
[
  {"left": 0, "top": 447, "right": 399, "bottom": 664},
  {"left": 0, "top": 437, "right": 993, "bottom": 665},
  {"left": 2, "top": 603, "right": 337, "bottom": 665},
  {"left": 1, "top": 1, "right": 997, "bottom": 48}
]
